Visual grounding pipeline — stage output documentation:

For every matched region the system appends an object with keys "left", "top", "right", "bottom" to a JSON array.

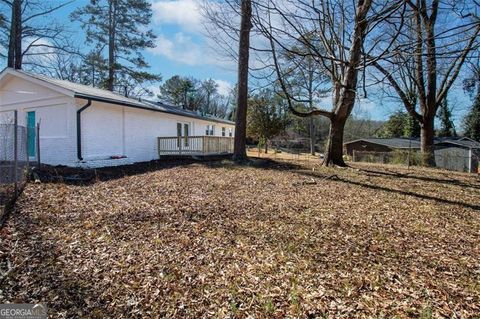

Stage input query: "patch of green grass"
[
  {"left": 420, "top": 305, "right": 433, "bottom": 319},
  {"left": 264, "top": 297, "right": 275, "bottom": 314},
  {"left": 229, "top": 299, "right": 240, "bottom": 314}
]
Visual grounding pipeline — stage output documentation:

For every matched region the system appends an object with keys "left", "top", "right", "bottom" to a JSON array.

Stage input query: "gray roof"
[
  {"left": 344, "top": 138, "right": 421, "bottom": 149},
  {"left": 6, "top": 68, "right": 235, "bottom": 125},
  {"left": 345, "top": 137, "right": 480, "bottom": 149},
  {"left": 435, "top": 137, "right": 480, "bottom": 149}
]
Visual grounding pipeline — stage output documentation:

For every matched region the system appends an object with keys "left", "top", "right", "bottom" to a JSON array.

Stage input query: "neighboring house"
[
  {"left": 0, "top": 68, "right": 235, "bottom": 168},
  {"left": 344, "top": 137, "right": 480, "bottom": 173},
  {"left": 434, "top": 138, "right": 479, "bottom": 173},
  {"left": 344, "top": 138, "right": 421, "bottom": 155}
]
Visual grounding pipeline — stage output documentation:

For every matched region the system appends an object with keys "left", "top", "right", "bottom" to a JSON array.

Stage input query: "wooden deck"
[{"left": 158, "top": 136, "right": 234, "bottom": 157}]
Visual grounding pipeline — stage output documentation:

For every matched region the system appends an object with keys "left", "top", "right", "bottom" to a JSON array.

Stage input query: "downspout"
[{"left": 77, "top": 99, "right": 92, "bottom": 160}]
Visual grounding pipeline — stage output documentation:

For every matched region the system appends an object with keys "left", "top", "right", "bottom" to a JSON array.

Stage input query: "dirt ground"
[{"left": 0, "top": 159, "right": 479, "bottom": 318}]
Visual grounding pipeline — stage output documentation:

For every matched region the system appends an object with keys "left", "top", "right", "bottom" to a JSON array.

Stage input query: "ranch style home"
[{"left": 0, "top": 68, "right": 235, "bottom": 168}]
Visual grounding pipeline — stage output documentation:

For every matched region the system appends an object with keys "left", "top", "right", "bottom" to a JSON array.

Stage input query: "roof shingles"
[
  {"left": 8, "top": 68, "right": 234, "bottom": 125},
  {"left": 345, "top": 137, "right": 480, "bottom": 149}
]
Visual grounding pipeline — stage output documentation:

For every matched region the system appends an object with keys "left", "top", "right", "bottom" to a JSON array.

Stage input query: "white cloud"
[
  {"left": 214, "top": 79, "right": 232, "bottom": 96},
  {"left": 151, "top": 0, "right": 203, "bottom": 33},
  {"left": 149, "top": 1, "right": 239, "bottom": 69},
  {"left": 149, "top": 33, "right": 202, "bottom": 65},
  {"left": 149, "top": 32, "right": 235, "bottom": 69}
]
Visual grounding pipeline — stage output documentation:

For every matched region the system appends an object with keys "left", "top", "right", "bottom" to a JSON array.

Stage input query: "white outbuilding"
[{"left": 0, "top": 68, "right": 235, "bottom": 168}]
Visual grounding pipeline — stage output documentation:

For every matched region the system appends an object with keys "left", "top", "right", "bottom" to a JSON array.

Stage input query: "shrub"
[{"left": 390, "top": 150, "right": 422, "bottom": 166}]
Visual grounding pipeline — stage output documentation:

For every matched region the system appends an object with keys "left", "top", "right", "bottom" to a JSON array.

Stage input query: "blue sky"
[
  {"left": 2, "top": 0, "right": 476, "bottom": 127},
  {"left": 52, "top": 0, "right": 238, "bottom": 96}
]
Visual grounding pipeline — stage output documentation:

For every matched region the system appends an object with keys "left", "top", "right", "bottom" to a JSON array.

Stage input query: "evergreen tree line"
[
  {"left": 0, "top": 0, "right": 238, "bottom": 120},
  {"left": 0, "top": 0, "right": 160, "bottom": 96},
  {"left": 157, "top": 76, "right": 233, "bottom": 119}
]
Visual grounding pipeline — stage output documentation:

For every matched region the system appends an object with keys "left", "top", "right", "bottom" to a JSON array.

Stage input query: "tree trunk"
[
  {"left": 7, "top": 1, "right": 15, "bottom": 68},
  {"left": 8, "top": 0, "right": 21, "bottom": 69},
  {"left": 324, "top": 116, "right": 347, "bottom": 167},
  {"left": 420, "top": 116, "right": 436, "bottom": 167},
  {"left": 107, "top": 0, "right": 116, "bottom": 91},
  {"left": 264, "top": 141, "right": 268, "bottom": 154},
  {"left": 233, "top": 0, "right": 252, "bottom": 162},
  {"left": 309, "top": 117, "right": 315, "bottom": 155},
  {"left": 322, "top": 0, "right": 371, "bottom": 167},
  {"left": 13, "top": 0, "right": 22, "bottom": 69}
]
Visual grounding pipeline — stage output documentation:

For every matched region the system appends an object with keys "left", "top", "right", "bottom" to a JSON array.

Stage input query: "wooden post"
[
  {"left": 353, "top": 150, "right": 356, "bottom": 162},
  {"left": 36, "top": 123, "right": 40, "bottom": 168},
  {"left": 13, "top": 110, "right": 18, "bottom": 196},
  {"left": 178, "top": 135, "right": 182, "bottom": 156}
]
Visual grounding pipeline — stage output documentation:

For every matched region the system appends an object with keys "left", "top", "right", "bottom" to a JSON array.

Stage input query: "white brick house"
[{"left": 0, "top": 68, "right": 235, "bottom": 168}]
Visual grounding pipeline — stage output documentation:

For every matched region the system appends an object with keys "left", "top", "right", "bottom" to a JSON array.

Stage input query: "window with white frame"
[
  {"left": 177, "top": 122, "right": 191, "bottom": 147},
  {"left": 222, "top": 127, "right": 226, "bottom": 137},
  {"left": 228, "top": 128, "right": 233, "bottom": 137},
  {"left": 206, "top": 124, "right": 215, "bottom": 136}
]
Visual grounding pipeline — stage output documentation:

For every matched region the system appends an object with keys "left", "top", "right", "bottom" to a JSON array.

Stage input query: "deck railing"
[{"left": 158, "top": 136, "right": 234, "bottom": 156}]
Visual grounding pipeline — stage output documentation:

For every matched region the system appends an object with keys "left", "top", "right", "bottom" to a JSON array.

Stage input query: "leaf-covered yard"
[{"left": 1, "top": 160, "right": 479, "bottom": 318}]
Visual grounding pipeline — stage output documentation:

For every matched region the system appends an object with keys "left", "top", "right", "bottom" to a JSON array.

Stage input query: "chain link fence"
[
  {"left": 351, "top": 150, "right": 479, "bottom": 173},
  {"left": 0, "top": 122, "right": 30, "bottom": 223}
]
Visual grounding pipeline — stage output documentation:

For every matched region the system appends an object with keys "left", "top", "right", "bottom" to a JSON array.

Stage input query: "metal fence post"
[
  {"left": 468, "top": 148, "right": 473, "bottom": 173},
  {"left": 13, "top": 110, "right": 18, "bottom": 196},
  {"left": 407, "top": 137, "right": 412, "bottom": 169}
]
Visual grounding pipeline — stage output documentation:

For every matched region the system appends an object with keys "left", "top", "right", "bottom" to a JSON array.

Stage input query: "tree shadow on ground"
[
  {"left": 202, "top": 157, "right": 305, "bottom": 171},
  {"left": 293, "top": 169, "right": 480, "bottom": 211},
  {"left": 34, "top": 157, "right": 305, "bottom": 186},
  {"left": 355, "top": 167, "right": 480, "bottom": 191},
  {"left": 34, "top": 159, "right": 203, "bottom": 186},
  {"left": 33, "top": 157, "right": 480, "bottom": 212}
]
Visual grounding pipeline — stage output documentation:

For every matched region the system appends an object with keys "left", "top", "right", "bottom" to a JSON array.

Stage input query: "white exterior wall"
[
  {"left": 0, "top": 72, "right": 235, "bottom": 168},
  {"left": 76, "top": 99, "right": 235, "bottom": 168},
  {"left": 0, "top": 75, "right": 78, "bottom": 166}
]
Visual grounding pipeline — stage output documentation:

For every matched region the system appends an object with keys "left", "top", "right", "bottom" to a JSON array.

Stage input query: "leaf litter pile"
[{"left": 1, "top": 160, "right": 479, "bottom": 318}]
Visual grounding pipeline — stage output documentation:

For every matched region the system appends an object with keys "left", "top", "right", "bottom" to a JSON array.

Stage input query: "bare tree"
[
  {"left": 279, "top": 43, "right": 330, "bottom": 155},
  {"left": 373, "top": 0, "right": 480, "bottom": 166},
  {"left": 0, "top": 0, "right": 76, "bottom": 70},
  {"left": 255, "top": 0, "right": 404, "bottom": 166},
  {"left": 233, "top": 0, "right": 252, "bottom": 161}
]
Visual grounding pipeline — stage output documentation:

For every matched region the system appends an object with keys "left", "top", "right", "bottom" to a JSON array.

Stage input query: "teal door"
[{"left": 27, "top": 111, "right": 36, "bottom": 157}]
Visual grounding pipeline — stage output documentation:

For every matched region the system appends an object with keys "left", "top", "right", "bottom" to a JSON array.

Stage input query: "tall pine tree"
[
  {"left": 158, "top": 76, "right": 196, "bottom": 109},
  {"left": 71, "top": 0, "right": 160, "bottom": 93}
]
